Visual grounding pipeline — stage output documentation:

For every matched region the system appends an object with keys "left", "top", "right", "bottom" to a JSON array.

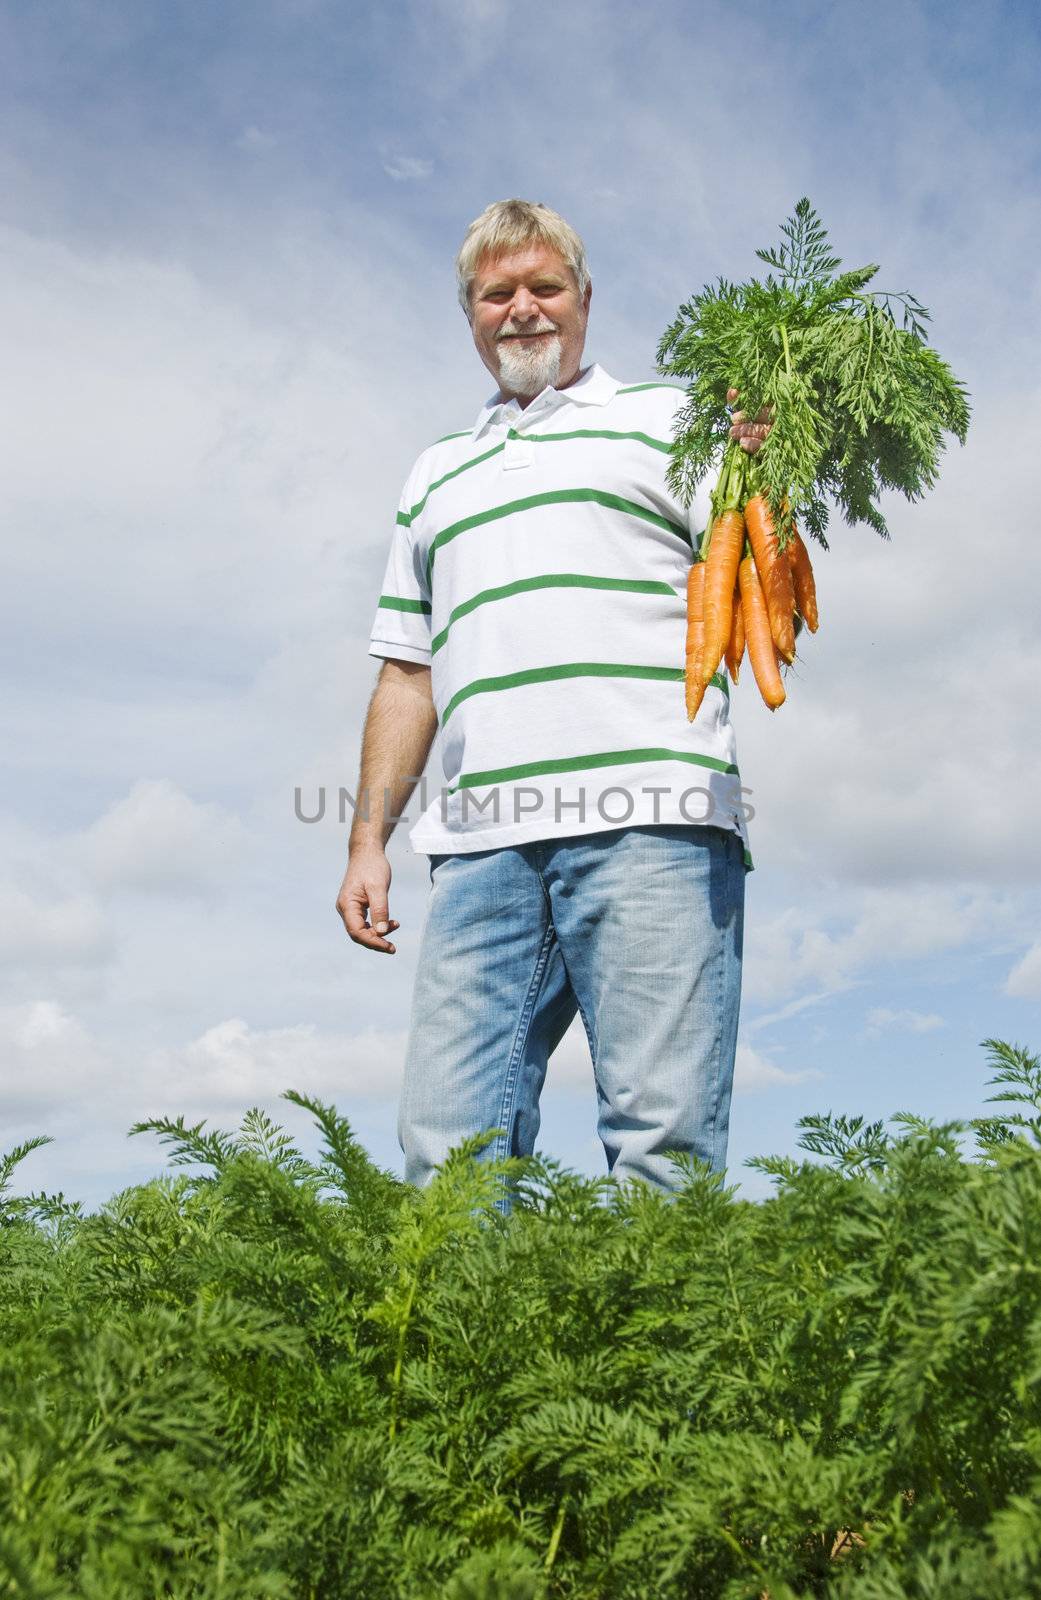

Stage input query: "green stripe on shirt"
[
  {"left": 442, "top": 662, "right": 728, "bottom": 725},
  {"left": 442, "top": 662, "right": 681, "bottom": 725},
  {"left": 426, "top": 489, "right": 691, "bottom": 580},
  {"left": 616, "top": 382, "right": 684, "bottom": 394},
  {"left": 406, "top": 428, "right": 675, "bottom": 522},
  {"left": 430, "top": 572, "right": 678, "bottom": 654},
  {"left": 520, "top": 426, "right": 672, "bottom": 453},
  {"left": 447, "top": 744, "right": 740, "bottom": 792},
  {"left": 408, "top": 442, "right": 506, "bottom": 521},
  {"left": 378, "top": 595, "right": 432, "bottom": 615}
]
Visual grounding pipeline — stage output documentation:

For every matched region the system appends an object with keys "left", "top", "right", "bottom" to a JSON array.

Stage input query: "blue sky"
[{"left": 2, "top": 0, "right": 1040, "bottom": 1204}]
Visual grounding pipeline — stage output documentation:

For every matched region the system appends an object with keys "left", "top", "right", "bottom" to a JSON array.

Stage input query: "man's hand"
[
  {"left": 336, "top": 845, "right": 400, "bottom": 955},
  {"left": 728, "top": 387, "right": 773, "bottom": 454}
]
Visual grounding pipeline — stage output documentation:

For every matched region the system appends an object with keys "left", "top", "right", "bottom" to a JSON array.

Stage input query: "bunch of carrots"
[
  {"left": 661, "top": 200, "right": 970, "bottom": 723},
  {"left": 685, "top": 442, "right": 818, "bottom": 718}
]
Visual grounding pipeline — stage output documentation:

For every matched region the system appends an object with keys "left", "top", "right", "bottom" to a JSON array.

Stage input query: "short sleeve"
[{"left": 368, "top": 486, "right": 433, "bottom": 666}]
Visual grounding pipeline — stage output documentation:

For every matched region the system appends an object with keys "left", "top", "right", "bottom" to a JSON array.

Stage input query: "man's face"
[{"left": 468, "top": 241, "right": 592, "bottom": 402}]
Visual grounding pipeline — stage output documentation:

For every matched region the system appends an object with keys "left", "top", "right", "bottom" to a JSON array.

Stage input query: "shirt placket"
[{"left": 501, "top": 392, "right": 562, "bottom": 471}]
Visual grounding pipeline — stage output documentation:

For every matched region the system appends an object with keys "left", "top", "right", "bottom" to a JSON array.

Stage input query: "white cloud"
[
  {"left": 235, "top": 125, "right": 277, "bottom": 153},
  {"left": 444, "top": 0, "right": 506, "bottom": 19},
  {"left": 0, "top": 1002, "right": 413, "bottom": 1130},
  {"left": 79, "top": 779, "right": 247, "bottom": 898},
  {"left": 11, "top": 998, "right": 84, "bottom": 1049},
  {"left": 745, "top": 990, "right": 839, "bottom": 1033},
  {"left": 382, "top": 155, "right": 434, "bottom": 182},
  {"left": 0, "top": 998, "right": 109, "bottom": 1121},
  {"left": 548, "top": 1015, "right": 594, "bottom": 1088},
  {"left": 0, "top": 214, "right": 474, "bottom": 663},
  {"left": 0, "top": 884, "right": 111, "bottom": 971},
  {"left": 146, "top": 1016, "right": 411, "bottom": 1117},
  {"left": 0, "top": 1004, "right": 412, "bottom": 1198},
  {"left": 734, "top": 1041, "right": 821, "bottom": 1094},
  {"left": 1006, "top": 942, "right": 1041, "bottom": 999},
  {"left": 744, "top": 885, "right": 1009, "bottom": 1007},
  {"left": 866, "top": 1007, "right": 945, "bottom": 1035}
]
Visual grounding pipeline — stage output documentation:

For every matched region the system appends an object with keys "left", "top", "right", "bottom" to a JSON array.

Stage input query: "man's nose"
[{"left": 508, "top": 287, "right": 539, "bottom": 320}]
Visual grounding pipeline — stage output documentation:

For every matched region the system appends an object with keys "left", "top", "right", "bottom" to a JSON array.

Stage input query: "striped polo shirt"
[{"left": 368, "top": 362, "right": 752, "bottom": 865}]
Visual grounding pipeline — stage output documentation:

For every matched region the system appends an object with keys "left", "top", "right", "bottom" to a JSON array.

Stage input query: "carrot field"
[{"left": 2, "top": 1038, "right": 1040, "bottom": 1599}]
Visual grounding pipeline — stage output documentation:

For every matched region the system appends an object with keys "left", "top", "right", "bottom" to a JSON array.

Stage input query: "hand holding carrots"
[{"left": 727, "top": 388, "right": 773, "bottom": 454}]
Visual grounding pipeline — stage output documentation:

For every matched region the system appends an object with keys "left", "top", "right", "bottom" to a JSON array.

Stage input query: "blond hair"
[{"left": 455, "top": 198, "right": 590, "bottom": 318}]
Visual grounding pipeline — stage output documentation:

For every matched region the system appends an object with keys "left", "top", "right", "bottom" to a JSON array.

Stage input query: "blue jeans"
[{"left": 398, "top": 823, "right": 745, "bottom": 1209}]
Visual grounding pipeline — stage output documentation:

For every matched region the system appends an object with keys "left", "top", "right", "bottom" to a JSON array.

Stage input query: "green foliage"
[
  {"left": 656, "top": 198, "right": 971, "bottom": 548},
  {"left": 970, "top": 1038, "right": 1041, "bottom": 1150},
  {"left": 2, "top": 1044, "right": 1041, "bottom": 1597}
]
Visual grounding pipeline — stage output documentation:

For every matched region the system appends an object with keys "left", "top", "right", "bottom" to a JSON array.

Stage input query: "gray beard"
[{"left": 496, "top": 334, "right": 563, "bottom": 397}]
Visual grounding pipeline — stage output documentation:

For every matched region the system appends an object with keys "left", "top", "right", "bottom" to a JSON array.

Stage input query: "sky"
[{"left": 2, "top": 0, "right": 1040, "bottom": 1206}]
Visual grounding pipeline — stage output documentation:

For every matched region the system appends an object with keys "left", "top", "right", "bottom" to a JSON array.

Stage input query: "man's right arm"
[{"left": 335, "top": 659, "right": 438, "bottom": 955}]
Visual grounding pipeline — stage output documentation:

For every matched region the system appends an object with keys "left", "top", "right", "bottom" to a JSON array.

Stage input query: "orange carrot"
[
  {"left": 724, "top": 580, "right": 745, "bottom": 683},
  {"left": 786, "top": 525, "right": 819, "bottom": 632},
  {"left": 685, "top": 560, "right": 707, "bottom": 720},
  {"left": 743, "top": 495, "right": 796, "bottom": 663},
  {"left": 739, "top": 554, "right": 785, "bottom": 710},
  {"left": 700, "top": 509, "right": 746, "bottom": 685}
]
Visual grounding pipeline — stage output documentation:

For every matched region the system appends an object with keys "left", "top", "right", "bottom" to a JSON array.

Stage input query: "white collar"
[{"left": 471, "top": 362, "right": 621, "bottom": 440}]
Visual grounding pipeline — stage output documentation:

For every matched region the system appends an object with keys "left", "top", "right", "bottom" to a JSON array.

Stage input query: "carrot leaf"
[{"left": 657, "top": 198, "right": 971, "bottom": 548}]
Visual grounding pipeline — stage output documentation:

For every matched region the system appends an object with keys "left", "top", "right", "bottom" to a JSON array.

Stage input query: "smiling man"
[
  {"left": 336, "top": 199, "right": 768, "bottom": 1211},
  {"left": 470, "top": 238, "right": 588, "bottom": 401}
]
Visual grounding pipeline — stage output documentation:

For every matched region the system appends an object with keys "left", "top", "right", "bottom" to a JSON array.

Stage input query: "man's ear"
[{"left": 582, "top": 279, "right": 592, "bottom": 315}]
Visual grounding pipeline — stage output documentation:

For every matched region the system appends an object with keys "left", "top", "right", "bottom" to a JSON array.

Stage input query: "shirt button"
[{"left": 504, "top": 435, "right": 533, "bottom": 469}]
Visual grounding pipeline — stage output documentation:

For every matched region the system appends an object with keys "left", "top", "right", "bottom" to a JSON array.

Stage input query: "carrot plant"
[
  {"left": 2, "top": 1039, "right": 1040, "bottom": 1598},
  {"left": 658, "top": 199, "right": 971, "bottom": 713}
]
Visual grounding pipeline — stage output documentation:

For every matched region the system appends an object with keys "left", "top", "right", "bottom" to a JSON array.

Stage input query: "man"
[{"left": 335, "top": 199, "right": 770, "bottom": 1209}]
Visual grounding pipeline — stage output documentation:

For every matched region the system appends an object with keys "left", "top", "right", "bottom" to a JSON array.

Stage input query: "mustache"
[{"left": 496, "top": 319, "right": 559, "bottom": 340}]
